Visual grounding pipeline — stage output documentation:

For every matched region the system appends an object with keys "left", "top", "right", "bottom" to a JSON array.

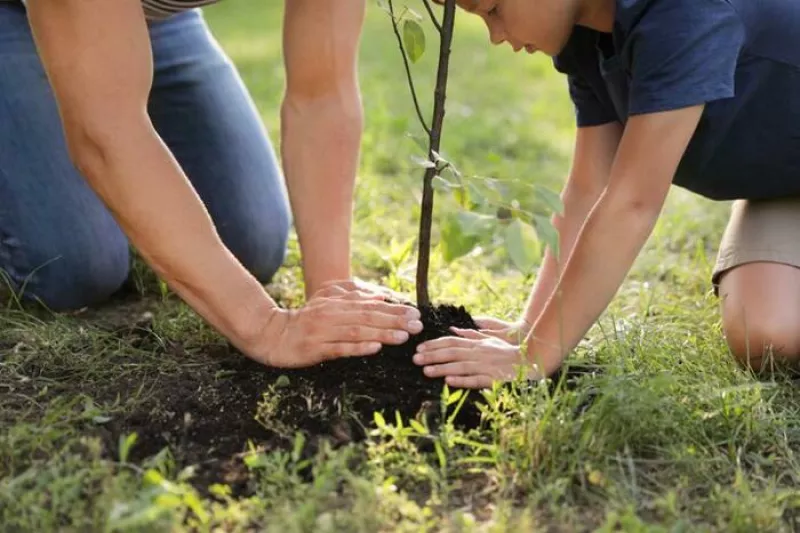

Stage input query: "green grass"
[{"left": 2, "top": 3, "right": 800, "bottom": 532}]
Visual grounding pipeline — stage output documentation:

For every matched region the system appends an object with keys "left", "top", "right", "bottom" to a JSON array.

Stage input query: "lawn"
[{"left": 2, "top": 2, "right": 800, "bottom": 532}]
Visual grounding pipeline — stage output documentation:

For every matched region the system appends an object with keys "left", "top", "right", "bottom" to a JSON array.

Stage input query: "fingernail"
[
  {"left": 405, "top": 308, "right": 421, "bottom": 319},
  {"left": 394, "top": 330, "right": 409, "bottom": 342},
  {"left": 417, "top": 343, "right": 426, "bottom": 352},
  {"left": 407, "top": 320, "right": 423, "bottom": 333},
  {"left": 413, "top": 354, "right": 424, "bottom": 364}
]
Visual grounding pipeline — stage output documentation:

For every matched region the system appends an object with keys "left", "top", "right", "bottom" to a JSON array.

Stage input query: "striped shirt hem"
[{"left": 0, "top": 0, "right": 220, "bottom": 20}]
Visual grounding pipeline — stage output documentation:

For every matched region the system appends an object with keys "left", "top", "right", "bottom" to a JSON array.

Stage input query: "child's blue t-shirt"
[{"left": 552, "top": 0, "right": 800, "bottom": 201}]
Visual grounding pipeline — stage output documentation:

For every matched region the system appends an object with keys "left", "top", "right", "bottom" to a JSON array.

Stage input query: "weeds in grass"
[{"left": 2, "top": 3, "right": 800, "bottom": 532}]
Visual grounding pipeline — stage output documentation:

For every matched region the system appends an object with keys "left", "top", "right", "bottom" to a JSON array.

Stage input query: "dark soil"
[{"left": 79, "top": 299, "right": 599, "bottom": 496}]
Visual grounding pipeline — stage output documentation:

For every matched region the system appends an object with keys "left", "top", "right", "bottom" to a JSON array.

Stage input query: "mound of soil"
[{"left": 92, "top": 302, "right": 597, "bottom": 495}]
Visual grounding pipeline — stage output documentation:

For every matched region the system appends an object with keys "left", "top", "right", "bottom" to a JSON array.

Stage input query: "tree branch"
[
  {"left": 388, "top": 0, "right": 431, "bottom": 136},
  {"left": 421, "top": 0, "right": 442, "bottom": 33}
]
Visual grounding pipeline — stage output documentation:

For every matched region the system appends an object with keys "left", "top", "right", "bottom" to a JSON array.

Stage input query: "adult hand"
[
  {"left": 311, "top": 277, "right": 410, "bottom": 303},
  {"left": 249, "top": 296, "right": 423, "bottom": 368},
  {"left": 412, "top": 327, "right": 539, "bottom": 389}
]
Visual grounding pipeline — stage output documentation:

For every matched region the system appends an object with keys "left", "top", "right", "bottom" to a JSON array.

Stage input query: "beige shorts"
[{"left": 712, "top": 196, "right": 800, "bottom": 292}]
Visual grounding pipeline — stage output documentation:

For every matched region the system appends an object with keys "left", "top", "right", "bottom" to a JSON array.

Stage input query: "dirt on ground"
[
  {"left": 84, "top": 302, "right": 490, "bottom": 495},
  {"left": 10, "top": 286, "right": 595, "bottom": 497}
]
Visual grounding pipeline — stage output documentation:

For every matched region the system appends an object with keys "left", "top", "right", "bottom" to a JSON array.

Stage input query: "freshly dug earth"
[{"left": 87, "top": 302, "right": 596, "bottom": 495}]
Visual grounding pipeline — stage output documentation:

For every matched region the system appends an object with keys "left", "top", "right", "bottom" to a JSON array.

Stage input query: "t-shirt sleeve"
[
  {"left": 553, "top": 27, "right": 619, "bottom": 128},
  {"left": 625, "top": 0, "right": 746, "bottom": 116},
  {"left": 565, "top": 73, "right": 619, "bottom": 127}
]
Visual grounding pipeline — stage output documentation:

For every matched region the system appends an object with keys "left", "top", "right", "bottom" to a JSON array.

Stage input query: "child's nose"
[{"left": 488, "top": 25, "right": 507, "bottom": 45}]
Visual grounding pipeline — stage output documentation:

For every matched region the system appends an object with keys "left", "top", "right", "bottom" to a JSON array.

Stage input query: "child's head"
[{"left": 434, "top": 0, "right": 585, "bottom": 57}]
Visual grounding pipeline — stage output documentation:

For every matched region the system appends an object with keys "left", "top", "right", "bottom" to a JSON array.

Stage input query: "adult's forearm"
[
  {"left": 71, "top": 120, "right": 276, "bottom": 349},
  {"left": 25, "top": 0, "right": 278, "bottom": 357},
  {"left": 281, "top": 93, "right": 363, "bottom": 297}
]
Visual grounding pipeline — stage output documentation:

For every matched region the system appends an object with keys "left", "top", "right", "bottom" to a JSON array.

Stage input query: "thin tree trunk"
[{"left": 416, "top": 0, "right": 456, "bottom": 308}]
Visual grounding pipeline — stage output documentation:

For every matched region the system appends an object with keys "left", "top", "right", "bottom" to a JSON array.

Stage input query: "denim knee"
[
  {"left": 1, "top": 234, "right": 130, "bottom": 311},
  {"left": 227, "top": 207, "right": 291, "bottom": 284}
]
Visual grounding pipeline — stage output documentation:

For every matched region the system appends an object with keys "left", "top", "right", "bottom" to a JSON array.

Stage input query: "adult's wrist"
[
  {"left": 156, "top": 245, "right": 280, "bottom": 359},
  {"left": 214, "top": 266, "right": 283, "bottom": 352},
  {"left": 232, "top": 300, "right": 289, "bottom": 366}
]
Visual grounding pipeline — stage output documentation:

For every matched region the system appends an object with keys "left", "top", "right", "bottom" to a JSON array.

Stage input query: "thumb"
[
  {"left": 450, "top": 327, "right": 488, "bottom": 340},
  {"left": 341, "top": 290, "right": 387, "bottom": 301}
]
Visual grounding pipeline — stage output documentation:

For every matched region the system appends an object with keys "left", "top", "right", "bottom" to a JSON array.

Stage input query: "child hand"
[{"left": 474, "top": 316, "right": 531, "bottom": 344}]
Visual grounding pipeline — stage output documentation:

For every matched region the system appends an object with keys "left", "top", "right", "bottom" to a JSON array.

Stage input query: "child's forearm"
[
  {"left": 521, "top": 189, "right": 602, "bottom": 330},
  {"left": 520, "top": 123, "right": 623, "bottom": 331},
  {"left": 524, "top": 177, "right": 670, "bottom": 377}
]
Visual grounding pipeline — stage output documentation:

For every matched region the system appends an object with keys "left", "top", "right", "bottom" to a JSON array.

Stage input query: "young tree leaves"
[
  {"left": 503, "top": 219, "right": 540, "bottom": 273},
  {"left": 407, "top": 132, "right": 430, "bottom": 154},
  {"left": 403, "top": 19, "right": 426, "bottom": 63},
  {"left": 432, "top": 175, "right": 455, "bottom": 191},
  {"left": 412, "top": 155, "right": 437, "bottom": 169},
  {"left": 440, "top": 211, "right": 495, "bottom": 262},
  {"left": 533, "top": 184, "right": 564, "bottom": 215},
  {"left": 533, "top": 215, "right": 560, "bottom": 256}
]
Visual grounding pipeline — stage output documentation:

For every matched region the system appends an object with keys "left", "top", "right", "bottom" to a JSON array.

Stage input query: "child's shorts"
[{"left": 712, "top": 197, "right": 800, "bottom": 294}]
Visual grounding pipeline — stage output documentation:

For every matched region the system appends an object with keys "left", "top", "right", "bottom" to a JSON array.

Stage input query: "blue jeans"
[{"left": 0, "top": 5, "right": 291, "bottom": 310}]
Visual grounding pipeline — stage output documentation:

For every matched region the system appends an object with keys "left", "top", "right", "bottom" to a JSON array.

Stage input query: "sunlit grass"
[{"left": 1, "top": 3, "right": 799, "bottom": 532}]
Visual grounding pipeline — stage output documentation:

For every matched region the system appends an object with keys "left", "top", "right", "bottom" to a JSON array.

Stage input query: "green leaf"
[
  {"left": 184, "top": 492, "right": 210, "bottom": 524},
  {"left": 292, "top": 433, "right": 306, "bottom": 463},
  {"left": 466, "top": 181, "right": 489, "bottom": 207},
  {"left": 454, "top": 183, "right": 470, "bottom": 208},
  {"left": 432, "top": 175, "right": 454, "bottom": 191},
  {"left": 118, "top": 432, "right": 138, "bottom": 463},
  {"left": 406, "top": 132, "right": 429, "bottom": 153},
  {"left": 439, "top": 211, "right": 497, "bottom": 263},
  {"left": 440, "top": 213, "right": 478, "bottom": 263},
  {"left": 209, "top": 484, "right": 231, "bottom": 499},
  {"left": 243, "top": 452, "right": 269, "bottom": 469},
  {"left": 533, "top": 215, "right": 560, "bottom": 256},
  {"left": 457, "top": 211, "right": 496, "bottom": 237},
  {"left": 482, "top": 177, "right": 500, "bottom": 194},
  {"left": 434, "top": 441, "right": 447, "bottom": 468},
  {"left": 373, "top": 411, "right": 386, "bottom": 429},
  {"left": 388, "top": 236, "right": 415, "bottom": 265},
  {"left": 455, "top": 456, "right": 497, "bottom": 465},
  {"left": 154, "top": 493, "right": 183, "bottom": 509},
  {"left": 503, "top": 219, "right": 540, "bottom": 273},
  {"left": 432, "top": 151, "right": 450, "bottom": 172},
  {"left": 403, "top": 19, "right": 426, "bottom": 63},
  {"left": 448, "top": 389, "right": 470, "bottom": 424},
  {"left": 412, "top": 155, "right": 436, "bottom": 169},
  {"left": 446, "top": 389, "right": 463, "bottom": 405},
  {"left": 451, "top": 435, "right": 493, "bottom": 451},
  {"left": 143, "top": 468, "right": 165, "bottom": 487},
  {"left": 405, "top": 7, "right": 423, "bottom": 21},
  {"left": 534, "top": 185, "right": 564, "bottom": 215},
  {"left": 409, "top": 419, "right": 428, "bottom": 435},
  {"left": 444, "top": 161, "right": 462, "bottom": 180}
]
